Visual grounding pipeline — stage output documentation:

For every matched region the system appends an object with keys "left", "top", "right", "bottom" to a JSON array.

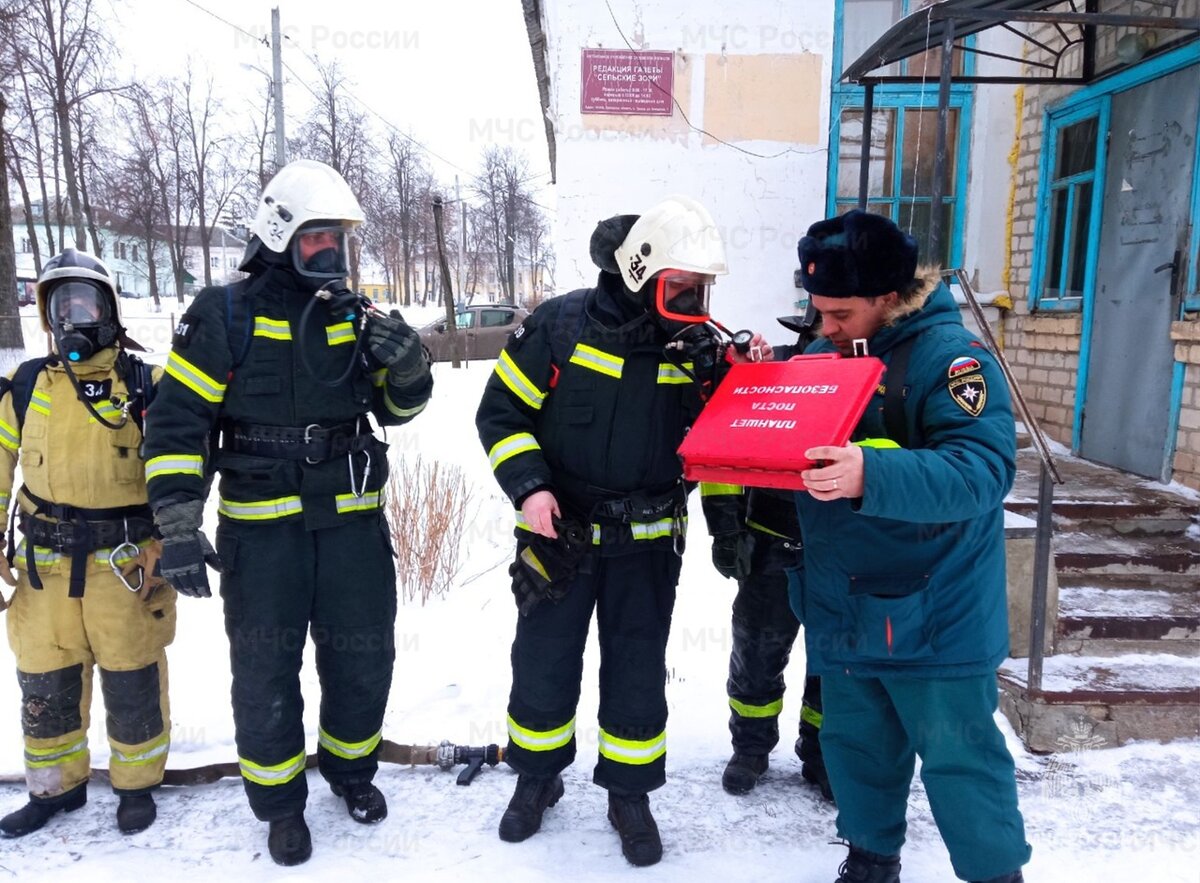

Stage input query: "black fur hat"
[
  {"left": 797, "top": 209, "right": 918, "bottom": 298},
  {"left": 589, "top": 214, "right": 640, "bottom": 274}
]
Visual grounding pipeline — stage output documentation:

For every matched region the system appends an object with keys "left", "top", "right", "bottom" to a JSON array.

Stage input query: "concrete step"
[
  {"left": 1056, "top": 586, "right": 1200, "bottom": 656},
  {"left": 1052, "top": 531, "right": 1200, "bottom": 575},
  {"left": 1058, "top": 572, "right": 1199, "bottom": 593},
  {"left": 998, "top": 654, "right": 1200, "bottom": 751}
]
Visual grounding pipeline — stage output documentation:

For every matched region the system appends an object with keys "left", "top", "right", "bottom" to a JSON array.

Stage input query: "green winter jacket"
[{"left": 790, "top": 282, "right": 1016, "bottom": 677}]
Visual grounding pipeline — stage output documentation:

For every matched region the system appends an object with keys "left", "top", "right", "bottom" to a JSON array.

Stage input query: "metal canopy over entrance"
[{"left": 838, "top": 0, "right": 1200, "bottom": 259}]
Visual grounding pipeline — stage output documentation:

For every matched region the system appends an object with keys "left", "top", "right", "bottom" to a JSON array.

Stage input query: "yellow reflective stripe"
[
  {"left": 25, "top": 738, "right": 88, "bottom": 768},
  {"left": 700, "top": 482, "right": 743, "bottom": 497},
  {"left": 800, "top": 703, "right": 824, "bottom": 729},
  {"left": 630, "top": 517, "right": 683, "bottom": 541},
  {"left": 597, "top": 728, "right": 665, "bottom": 765},
  {"left": 318, "top": 727, "right": 381, "bottom": 760},
  {"left": 514, "top": 512, "right": 534, "bottom": 532},
  {"left": 165, "top": 352, "right": 227, "bottom": 403},
  {"left": 569, "top": 343, "right": 624, "bottom": 379},
  {"left": 383, "top": 389, "right": 428, "bottom": 418},
  {"left": 657, "top": 362, "right": 692, "bottom": 384},
  {"left": 729, "top": 697, "right": 784, "bottom": 719},
  {"left": 326, "top": 322, "right": 355, "bottom": 346},
  {"left": 591, "top": 524, "right": 601, "bottom": 545},
  {"left": 145, "top": 454, "right": 204, "bottom": 480},
  {"left": 94, "top": 538, "right": 155, "bottom": 566},
  {"left": 370, "top": 368, "right": 388, "bottom": 388},
  {"left": 489, "top": 432, "right": 541, "bottom": 470},
  {"left": 335, "top": 492, "right": 381, "bottom": 514},
  {"left": 855, "top": 438, "right": 902, "bottom": 449},
  {"left": 745, "top": 518, "right": 789, "bottom": 539},
  {"left": 239, "top": 750, "right": 307, "bottom": 786},
  {"left": 507, "top": 715, "right": 575, "bottom": 752},
  {"left": 0, "top": 418, "right": 19, "bottom": 451},
  {"left": 519, "top": 547, "right": 549, "bottom": 581},
  {"left": 218, "top": 495, "right": 303, "bottom": 520},
  {"left": 254, "top": 317, "right": 292, "bottom": 340},
  {"left": 111, "top": 734, "right": 170, "bottom": 767},
  {"left": 17, "top": 540, "right": 61, "bottom": 566},
  {"left": 495, "top": 351, "right": 547, "bottom": 410},
  {"left": 88, "top": 401, "right": 123, "bottom": 424},
  {"left": 0, "top": 491, "right": 9, "bottom": 509},
  {"left": 29, "top": 389, "right": 51, "bottom": 416}
]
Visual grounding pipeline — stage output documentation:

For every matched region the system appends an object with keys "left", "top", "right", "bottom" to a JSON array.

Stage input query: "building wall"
[
  {"left": 539, "top": 0, "right": 837, "bottom": 333},
  {"left": 1005, "top": 15, "right": 1200, "bottom": 490}
]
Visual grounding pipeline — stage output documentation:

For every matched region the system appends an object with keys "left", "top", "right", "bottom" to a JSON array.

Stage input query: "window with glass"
[
  {"left": 1039, "top": 116, "right": 1099, "bottom": 307},
  {"left": 831, "top": 0, "right": 974, "bottom": 268},
  {"left": 454, "top": 312, "right": 476, "bottom": 330}
]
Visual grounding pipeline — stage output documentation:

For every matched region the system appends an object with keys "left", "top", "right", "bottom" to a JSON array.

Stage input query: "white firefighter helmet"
[
  {"left": 35, "top": 247, "right": 120, "bottom": 334},
  {"left": 613, "top": 195, "right": 728, "bottom": 293},
  {"left": 249, "top": 159, "right": 365, "bottom": 254}
]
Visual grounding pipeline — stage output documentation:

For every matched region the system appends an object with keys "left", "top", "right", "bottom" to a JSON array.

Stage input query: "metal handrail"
[{"left": 944, "top": 269, "right": 1062, "bottom": 695}]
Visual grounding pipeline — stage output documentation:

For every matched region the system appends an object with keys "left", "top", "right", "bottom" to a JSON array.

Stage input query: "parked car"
[{"left": 419, "top": 304, "right": 529, "bottom": 362}]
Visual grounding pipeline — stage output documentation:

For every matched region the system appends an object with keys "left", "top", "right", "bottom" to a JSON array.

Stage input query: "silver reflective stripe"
[
  {"left": 507, "top": 715, "right": 576, "bottom": 752},
  {"left": 111, "top": 736, "right": 170, "bottom": 767},
  {"left": 165, "top": 352, "right": 227, "bottom": 403},
  {"left": 569, "top": 343, "right": 624, "bottom": 379},
  {"left": 630, "top": 517, "right": 679, "bottom": 541},
  {"left": 217, "top": 496, "right": 304, "bottom": 521},
  {"left": 318, "top": 727, "right": 381, "bottom": 759},
  {"left": 29, "top": 390, "right": 51, "bottom": 416},
  {"left": 335, "top": 492, "right": 381, "bottom": 514},
  {"left": 0, "top": 418, "right": 18, "bottom": 451},
  {"left": 25, "top": 737, "right": 88, "bottom": 768},
  {"left": 254, "top": 317, "right": 292, "bottom": 340},
  {"left": 488, "top": 433, "right": 540, "bottom": 470},
  {"left": 326, "top": 322, "right": 355, "bottom": 346},
  {"left": 239, "top": 750, "right": 307, "bottom": 787},
  {"left": 597, "top": 728, "right": 666, "bottom": 765},
  {"left": 383, "top": 390, "right": 428, "bottom": 418},
  {"left": 145, "top": 454, "right": 205, "bottom": 480},
  {"left": 657, "top": 362, "right": 692, "bottom": 384}
]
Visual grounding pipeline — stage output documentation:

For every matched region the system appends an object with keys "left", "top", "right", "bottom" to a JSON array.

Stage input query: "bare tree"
[
  {"left": 15, "top": 0, "right": 120, "bottom": 249},
  {"left": 473, "top": 146, "right": 536, "bottom": 304},
  {"left": 0, "top": 0, "right": 31, "bottom": 355}
]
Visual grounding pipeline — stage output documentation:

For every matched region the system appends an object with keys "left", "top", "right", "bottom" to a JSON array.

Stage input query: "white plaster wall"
[{"left": 541, "top": 0, "right": 836, "bottom": 339}]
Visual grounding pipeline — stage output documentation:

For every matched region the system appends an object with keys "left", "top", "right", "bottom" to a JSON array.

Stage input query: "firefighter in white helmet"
[
  {"left": 142, "top": 159, "right": 433, "bottom": 866},
  {"left": 0, "top": 249, "right": 171, "bottom": 838},
  {"left": 477, "top": 195, "right": 767, "bottom": 866}
]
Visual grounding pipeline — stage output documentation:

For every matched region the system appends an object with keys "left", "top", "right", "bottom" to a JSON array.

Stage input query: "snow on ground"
[{"left": 1, "top": 316, "right": 1198, "bottom": 881}]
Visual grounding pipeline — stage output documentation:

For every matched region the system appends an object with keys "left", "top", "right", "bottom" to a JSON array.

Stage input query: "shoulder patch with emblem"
[{"left": 948, "top": 373, "right": 987, "bottom": 417}]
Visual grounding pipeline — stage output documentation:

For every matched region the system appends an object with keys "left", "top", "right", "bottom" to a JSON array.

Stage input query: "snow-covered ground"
[{"left": 1, "top": 306, "right": 1198, "bottom": 881}]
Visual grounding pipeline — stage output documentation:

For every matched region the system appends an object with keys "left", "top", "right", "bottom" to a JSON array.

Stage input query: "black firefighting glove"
[
  {"left": 366, "top": 310, "right": 427, "bottom": 386},
  {"left": 711, "top": 530, "right": 754, "bottom": 581},
  {"left": 510, "top": 517, "right": 590, "bottom": 617},
  {"left": 155, "top": 499, "right": 222, "bottom": 599}
]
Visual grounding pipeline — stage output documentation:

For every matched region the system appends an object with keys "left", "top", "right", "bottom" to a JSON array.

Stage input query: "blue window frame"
[
  {"left": 1028, "top": 101, "right": 1109, "bottom": 312},
  {"left": 830, "top": 0, "right": 975, "bottom": 267}
]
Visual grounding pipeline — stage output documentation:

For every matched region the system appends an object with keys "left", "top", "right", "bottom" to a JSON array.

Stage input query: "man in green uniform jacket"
[{"left": 789, "top": 210, "right": 1030, "bottom": 883}]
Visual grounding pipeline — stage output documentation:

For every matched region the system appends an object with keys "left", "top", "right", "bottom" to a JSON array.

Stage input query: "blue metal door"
[{"left": 1080, "top": 65, "right": 1199, "bottom": 480}]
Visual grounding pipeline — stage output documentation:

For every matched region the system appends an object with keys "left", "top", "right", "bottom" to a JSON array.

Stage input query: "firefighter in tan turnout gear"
[{"left": 0, "top": 249, "right": 172, "bottom": 838}]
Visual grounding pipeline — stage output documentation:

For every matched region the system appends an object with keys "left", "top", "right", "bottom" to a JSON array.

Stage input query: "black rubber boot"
[
  {"left": 498, "top": 774, "right": 564, "bottom": 843},
  {"left": 801, "top": 759, "right": 835, "bottom": 803},
  {"left": 268, "top": 814, "right": 312, "bottom": 866},
  {"left": 721, "top": 753, "right": 769, "bottom": 795},
  {"left": 116, "top": 793, "right": 157, "bottom": 834},
  {"left": 835, "top": 844, "right": 901, "bottom": 883},
  {"left": 0, "top": 784, "right": 87, "bottom": 838},
  {"left": 607, "top": 793, "right": 663, "bottom": 867},
  {"left": 973, "top": 873, "right": 1024, "bottom": 883},
  {"left": 330, "top": 782, "right": 387, "bottom": 824}
]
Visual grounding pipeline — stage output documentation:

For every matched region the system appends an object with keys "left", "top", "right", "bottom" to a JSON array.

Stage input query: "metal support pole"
[
  {"left": 858, "top": 82, "right": 875, "bottom": 210},
  {"left": 1028, "top": 462, "right": 1055, "bottom": 694},
  {"left": 271, "top": 7, "right": 287, "bottom": 170},
  {"left": 928, "top": 18, "right": 955, "bottom": 264}
]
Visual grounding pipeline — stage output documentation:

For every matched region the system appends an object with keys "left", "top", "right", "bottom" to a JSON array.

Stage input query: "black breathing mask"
[{"left": 47, "top": 281, "right": 119, "bottom": 361}]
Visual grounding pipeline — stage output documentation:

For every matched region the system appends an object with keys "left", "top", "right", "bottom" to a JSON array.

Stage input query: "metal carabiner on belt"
[
  {"left": 109, "top": 519, "right": 144, "bottom": 593},
  {"left": 348, "top": 448, "right": 372, "bottom": 499}
]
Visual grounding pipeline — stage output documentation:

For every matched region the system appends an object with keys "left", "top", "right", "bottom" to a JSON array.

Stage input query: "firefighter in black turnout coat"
[
  {"left": 477, "top": 196, "right": 745, "bottom": 867},
  {"left": 143, "top": 160, "right": 432, "bottom": 866},
  {"left": 701, "top": 310, "right": 832, "bottom": 801}
]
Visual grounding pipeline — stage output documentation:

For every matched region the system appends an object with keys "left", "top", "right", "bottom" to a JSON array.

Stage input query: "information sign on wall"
[{"left": 580, "top": 48, "right": 674, "bottom": 116}]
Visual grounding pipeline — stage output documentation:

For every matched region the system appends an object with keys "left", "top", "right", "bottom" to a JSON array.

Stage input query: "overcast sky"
[{"left": 110, "top": 0, "right": 553, "bottom": 204}]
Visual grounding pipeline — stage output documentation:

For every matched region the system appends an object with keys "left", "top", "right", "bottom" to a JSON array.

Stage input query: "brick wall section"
[
  {"left": 1171, "top": 322, "right": 1200, "bottom": 491},
  {"left": 1003, "top": 18, "right": 1200, "bottom": 488}
]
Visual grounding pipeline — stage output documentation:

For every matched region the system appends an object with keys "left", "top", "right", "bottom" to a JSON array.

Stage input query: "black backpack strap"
[
  {"left": 5, "top": 357, "right": 55, "bottom": 431},
  {"left": 547, "top": 291, "right": 589, "bottom": 368},
  {"left": 225, "top": 281, "right": 254, "bottom": 369},
  {"left": 116, "top": 352, "right": 156, "bottom": 435},
  {"left": 883, "top": 335, "right": 917, "bottom": 449}
]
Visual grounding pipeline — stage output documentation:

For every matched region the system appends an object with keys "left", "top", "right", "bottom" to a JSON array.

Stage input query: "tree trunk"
[
  {"left": 7, "top": 131, "right": 42, "bottom": 272},
  {"left": 0, "top": 94, "right": 27, "bottom": 353}
]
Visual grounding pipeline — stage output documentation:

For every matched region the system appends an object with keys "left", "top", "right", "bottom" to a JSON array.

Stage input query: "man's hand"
[
  {"left": 802, "top": 444, "right": 865, "bottom": 501},
  {"left": 711, "top": 530, "right": 754, "bottom": 580},
  {"left": 119, "top": 539, "right": 171, "bottom": 602},
  {"left": 509, "top": 516, "right": 589, "bottom": 616},
  {"left": 155, "top": 500, "right": 222, "bottom": 599},
  {"left": 520, "top": 489, "right": 561, "bottom": 538},
  {"left": 366, "top": 311, "right": 427, "bottom": 386}
]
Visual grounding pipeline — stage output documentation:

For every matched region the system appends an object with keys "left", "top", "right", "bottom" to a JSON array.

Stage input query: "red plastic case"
[{"left": 678, "top": 355, "right": 885, "bottom": 490}]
